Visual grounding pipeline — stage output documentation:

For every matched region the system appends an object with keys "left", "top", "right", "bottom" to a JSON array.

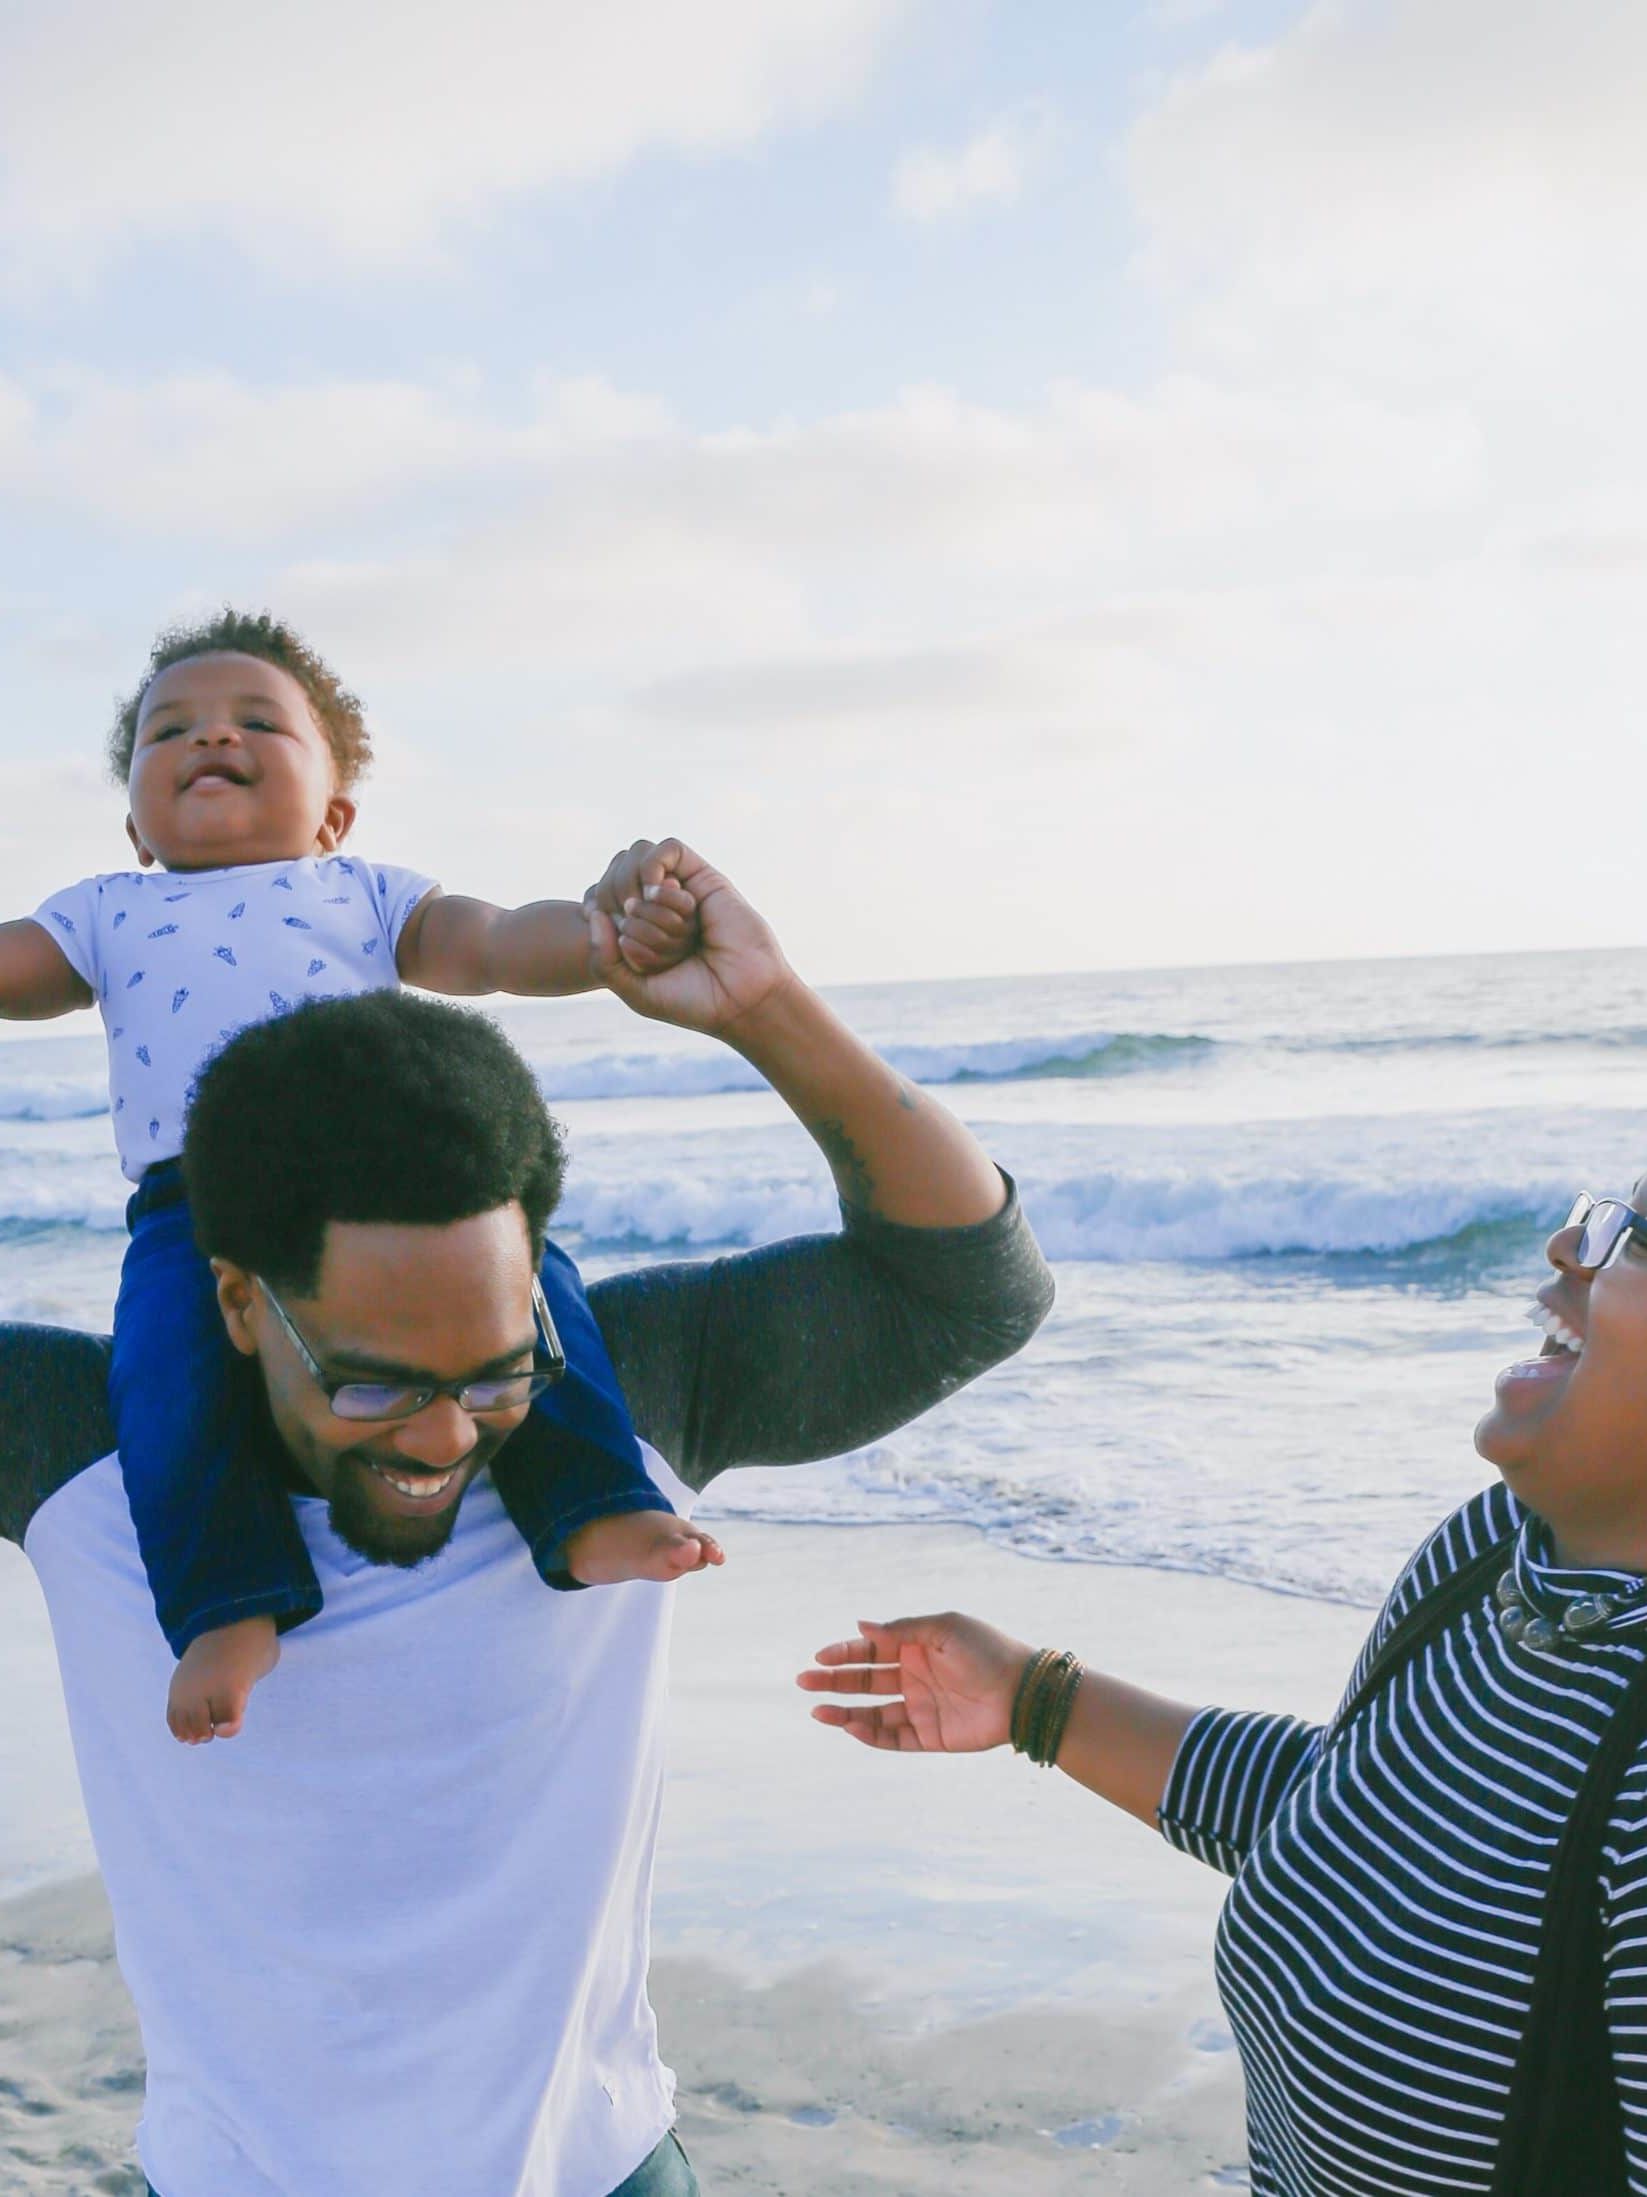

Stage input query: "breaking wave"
[
  {"left": 547, "top": 1164, "right": 1561, "bottom": 1264},
  {"left": 0, "top": 1075, "right": 108, "bottom": 1123},
  {"left": 532, "top": 1028, "right": 1214, "bottom": 1102}
]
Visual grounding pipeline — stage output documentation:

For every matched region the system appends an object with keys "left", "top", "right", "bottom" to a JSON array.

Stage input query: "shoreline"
[{"left": 0, "top": 1521, "right": 1373, "bottom": 2191}]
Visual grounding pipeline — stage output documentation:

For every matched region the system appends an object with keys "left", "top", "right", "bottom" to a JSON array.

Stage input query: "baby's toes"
[
  {"left": 657, "top": 1535, "right": 705, "bottom": 1578},
  {"left": 657, "top": 1524, "right": 725, "bottom": 1579},
  {"left": 167, "top": 1684, "right": 216, "bottom": 1746},
  {"left": 204, "top": 1685, "right": 250, "bottom": 1740}
]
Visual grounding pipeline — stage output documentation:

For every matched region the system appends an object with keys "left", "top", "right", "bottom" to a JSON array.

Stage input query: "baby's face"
[{"left": 126, "top": 653, "right": 355, "bottom": 872}]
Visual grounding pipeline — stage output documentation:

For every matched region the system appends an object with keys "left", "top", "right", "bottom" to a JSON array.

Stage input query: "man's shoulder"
[{"left": 0, "top": 1326, "right": 115, "bottom": 1545}]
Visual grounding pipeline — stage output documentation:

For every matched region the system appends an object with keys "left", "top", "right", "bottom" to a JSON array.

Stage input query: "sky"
[{"left": 2, "top": 0, "right": 1644, "bottom": 985}]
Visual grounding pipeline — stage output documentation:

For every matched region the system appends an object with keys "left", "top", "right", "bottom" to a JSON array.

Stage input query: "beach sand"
[{"left": 0, "top": 1521, "right": 1377, "bottom": 2193}]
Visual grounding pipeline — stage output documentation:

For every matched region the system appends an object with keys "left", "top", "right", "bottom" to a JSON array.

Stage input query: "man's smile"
[{"left": 359, "top": 1457, "right": 467, "bottom": 1513}]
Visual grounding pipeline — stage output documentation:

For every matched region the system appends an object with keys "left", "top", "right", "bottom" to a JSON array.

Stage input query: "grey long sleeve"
[
  {"left": 0, "top": 1322, "right": 114, "bottom": 1545},
  {"left": 591, "top": 1177, "right": 1054, "bottom": 1491}
]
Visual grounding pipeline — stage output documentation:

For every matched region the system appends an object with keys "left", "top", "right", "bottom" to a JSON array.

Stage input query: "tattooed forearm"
[{"left": 810, "top": 1117, "right": 878, "bottom": 1210}]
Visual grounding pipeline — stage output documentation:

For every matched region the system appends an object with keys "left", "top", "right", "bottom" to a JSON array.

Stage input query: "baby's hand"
[{"left": 584, "top": 837, "right": 699, "bottom": 977}]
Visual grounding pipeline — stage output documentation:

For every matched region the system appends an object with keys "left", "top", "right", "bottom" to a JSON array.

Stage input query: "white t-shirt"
[
  {"left": 24, "top": 1441, "right": 688, "bottom": 2197},
  {"left": 32, "top": 857, "right": 436, "bottom": 1180}
]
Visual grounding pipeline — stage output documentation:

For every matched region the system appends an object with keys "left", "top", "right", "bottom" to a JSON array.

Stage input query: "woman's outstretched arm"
[
  {"left": 797, "top": 1612, "right": 1199, "bottom": 1828},
  {"left": 800, "top": 1611, "right": 1323, "bottom": 1868}
]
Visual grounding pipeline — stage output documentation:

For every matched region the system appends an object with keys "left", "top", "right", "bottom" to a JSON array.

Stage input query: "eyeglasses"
[
  {"left": 256, "top": 1275, "right": 566, "bottom": 1421},
  {"left": 1564, "top": 1192, "right": 1647, "bottom": 1276}
]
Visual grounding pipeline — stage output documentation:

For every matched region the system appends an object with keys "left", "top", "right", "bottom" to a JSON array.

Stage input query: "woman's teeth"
[{"left": 1526, "top": 1303, "right": 1585, "bottom": 1355}]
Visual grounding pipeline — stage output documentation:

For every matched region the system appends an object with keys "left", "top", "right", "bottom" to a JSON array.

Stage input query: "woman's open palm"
[{"left": 798, "top": 1614, "right": 1031, "bottom": 1755}]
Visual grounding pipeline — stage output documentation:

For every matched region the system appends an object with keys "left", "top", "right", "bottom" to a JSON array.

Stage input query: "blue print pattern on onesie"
[{"left": 29, "top": 854, "right": 437, "bottom": 1186}]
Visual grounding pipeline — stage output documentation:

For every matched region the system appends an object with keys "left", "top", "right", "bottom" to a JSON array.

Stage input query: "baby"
[{"left": 0, "top": 609, "right": 720, "bottom": 1743}]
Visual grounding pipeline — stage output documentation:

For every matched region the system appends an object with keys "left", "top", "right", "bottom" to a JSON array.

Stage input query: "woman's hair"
[
  {"left": 108, "top": 609, "right": 373, "bottom": 790},
  {"left": 182, "top": 991, "right": 566, "bottom": 1295}
]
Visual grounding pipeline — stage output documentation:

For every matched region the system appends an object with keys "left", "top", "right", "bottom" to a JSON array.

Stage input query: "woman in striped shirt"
[{"left": 799, "top": 1187, "right": 1647, "bottom": 2195}]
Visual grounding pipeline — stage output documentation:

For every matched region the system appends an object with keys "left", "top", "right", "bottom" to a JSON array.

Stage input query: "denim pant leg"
[
  {"left": 607, "top": 2130, "right": 700, "bottom": 2196},
  {"left": 111, "top": 1193, "right": 322, "bottom": 1657},
  {"left": 488, "top": 1235, "right": 673, "bottom": 1588}
]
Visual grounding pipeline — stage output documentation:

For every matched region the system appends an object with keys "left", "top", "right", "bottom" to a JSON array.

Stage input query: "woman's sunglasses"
[{"left": 1565, "top": 1192, "right": 1647, "bottom": 1276}]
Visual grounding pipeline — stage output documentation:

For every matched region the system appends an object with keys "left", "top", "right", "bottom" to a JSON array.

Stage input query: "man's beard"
[{"left": 326, "top": 1455, "right": 471, "bottom": 1569}]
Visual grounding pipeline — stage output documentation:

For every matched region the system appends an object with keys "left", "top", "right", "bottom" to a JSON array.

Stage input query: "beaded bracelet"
[
  {"left": 1009, "top": 1648, "right": 1058, "bottom": 1755},
  {"left": 1010, "top": 1647, "right": 1084, "bottom": 1767}
]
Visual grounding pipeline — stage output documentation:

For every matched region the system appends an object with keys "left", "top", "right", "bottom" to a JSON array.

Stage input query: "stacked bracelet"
[{"left": 1009, "top": 1647, "right": 1084, "bottom": 1767}]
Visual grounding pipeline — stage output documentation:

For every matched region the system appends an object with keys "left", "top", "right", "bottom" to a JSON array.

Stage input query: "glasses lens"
[
  {"left": 1576, "top": 1201, "right": 1631, "bottom": 1272},
  {"left": 459, "top": 1374, "right": 555, "bottom": 1411},
  {"left": 1567, "top": 1193, "right": 1596, "bottom": 1230},
  {"left": 330, "top": 1383, "right": 429, "bottom": 1421},
  {"left": 328, "top": 1370, "right": 561, "bottom": 1420}
]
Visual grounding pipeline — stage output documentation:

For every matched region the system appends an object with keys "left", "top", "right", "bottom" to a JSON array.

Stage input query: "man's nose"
[{"left": 389, "top": 1397, "right": 477, "bottom": 1470}]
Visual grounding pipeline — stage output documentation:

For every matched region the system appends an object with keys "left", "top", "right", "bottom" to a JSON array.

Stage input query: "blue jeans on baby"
[
  {"left": 112, "top": 1160, "right": 671, "bottom": 1657},
  {"left": 145, "top": 2129, "right": 699, "bottom": 2196}
]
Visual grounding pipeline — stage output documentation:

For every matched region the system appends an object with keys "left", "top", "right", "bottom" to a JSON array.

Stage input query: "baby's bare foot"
[
  {"left": 566, "top": 1511, "right": 726, "bottom": 1587},
  {"left": 167, "top": 1615, "right": 281, "bottom": 1744}
]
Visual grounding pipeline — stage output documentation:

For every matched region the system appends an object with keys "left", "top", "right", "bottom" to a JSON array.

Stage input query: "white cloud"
[
  {"left": 0, "top": 370, "right": 679, "bottom": 540},
  {"left": 1127, "top": 0, "right": 1647, "bottom": 419},
  {"left": 0, "top": 356, "right": 1501, "bottom": 764},
  {"left": 17, "top": 363, "right": 1474, "bottom": 731},
  {"left": 4, "top": 0, "right": 1646, "bottom": 980},
  {"left": 890, "top": 103, "right": 1056, "bottom": 223},
  {"left": 1148, "top": 0, "right": 1230, "bottom": 24},
  {"left": 0, "top": 343, "right": 1633, "bottom": 976},
  {"left": 0, "top": 0, "right": 912, "bottom": 274},
  {"left": 0, "top": 759, "right": 124, "bottom": 884}
]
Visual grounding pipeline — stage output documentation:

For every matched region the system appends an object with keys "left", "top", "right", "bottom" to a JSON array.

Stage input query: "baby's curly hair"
[{"left": 108, "top": 609, "right": 373, "bottom": 790}]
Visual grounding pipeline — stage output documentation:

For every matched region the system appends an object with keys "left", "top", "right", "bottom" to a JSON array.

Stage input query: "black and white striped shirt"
[{"left": 1159, "top": 1481, "right": 1647, "bottom": 2195}]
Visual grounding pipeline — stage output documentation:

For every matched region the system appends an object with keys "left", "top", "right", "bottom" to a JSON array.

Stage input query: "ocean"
[{"left": 3, "top": 943, "right": 1643, "bottom": 1622}]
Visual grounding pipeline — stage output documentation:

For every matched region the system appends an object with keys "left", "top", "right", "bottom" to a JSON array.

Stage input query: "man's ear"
[
  {"left": 124, "top": 815, "right": 157, "bottom": 868},
  {"left": 211, "top": 1260, "right": 261, "bottom": 1357},
  {"left": 316, "top": 793, "right": 358, "bottom": 853}
]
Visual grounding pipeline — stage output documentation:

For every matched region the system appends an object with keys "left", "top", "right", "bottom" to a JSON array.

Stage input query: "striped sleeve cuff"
[{"left": 1157, "top": 1705, "right": 1322, "bottom": 1878}]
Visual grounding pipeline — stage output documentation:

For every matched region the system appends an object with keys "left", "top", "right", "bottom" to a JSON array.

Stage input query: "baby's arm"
[
  {"left": 0, "top": 919, "right": 94, "bottom": 1020},
  {"left": 396, "top": 847, "right": 697, "bottom": 997}
]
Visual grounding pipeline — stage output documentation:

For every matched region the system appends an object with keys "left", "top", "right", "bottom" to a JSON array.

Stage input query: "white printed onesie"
[{"left": 32, "top": 856, "right": 435, "bottom": 1180}]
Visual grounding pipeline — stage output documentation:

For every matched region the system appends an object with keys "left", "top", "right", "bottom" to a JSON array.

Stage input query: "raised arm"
[
  {"left": 394, "top": 844, "right": 698, "bottom": 998},
  {"left": 585, "top": 843, "right": 1052, "bottom": 1479},
  {"left": 589, "top": 841, "right": 1004, "bottom": 1230},
  {"left": 0, "top": 919, "right": 95, "bottom": 1020},
  {"left": 394, "top": 892, "right": 596, "bottom": 997}
]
